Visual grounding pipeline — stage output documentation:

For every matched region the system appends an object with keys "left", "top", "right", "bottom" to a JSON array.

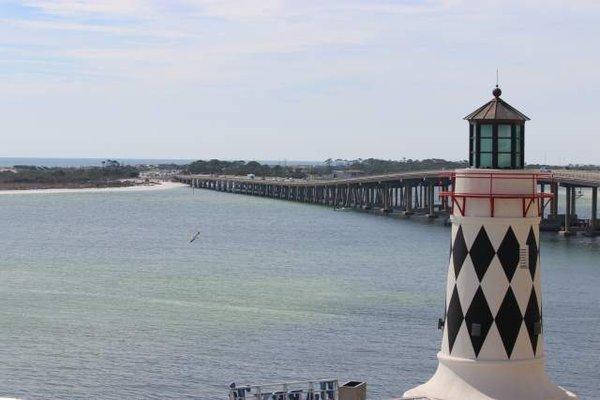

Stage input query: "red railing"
[{"left": 440, "top": 171, "right": 554, "bottom": 217}]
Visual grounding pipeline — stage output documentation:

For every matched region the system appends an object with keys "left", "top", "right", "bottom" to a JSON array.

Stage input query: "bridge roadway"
[{"left": 176, "top": 169, "right": 600, "bottom": 235}]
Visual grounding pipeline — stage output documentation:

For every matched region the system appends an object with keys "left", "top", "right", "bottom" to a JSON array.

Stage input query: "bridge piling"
[
  {"left": 560, "top": 186, "right": 574, "bottom": 236},
  {"left": 427, "top": 182, "right": 437, "bottom": 218},
  {"left": 590, "top": 187, "right": 598, "bottom": 235}
]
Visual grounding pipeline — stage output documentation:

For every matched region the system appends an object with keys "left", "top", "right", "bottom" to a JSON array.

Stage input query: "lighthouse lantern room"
[{"left": 466, "top": 86, "right": 529, "bottom": 170}]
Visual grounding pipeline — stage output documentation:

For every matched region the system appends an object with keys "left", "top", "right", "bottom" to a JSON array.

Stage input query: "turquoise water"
[{"left": 0, "top": 187, "right": 598, "bottom": 399}]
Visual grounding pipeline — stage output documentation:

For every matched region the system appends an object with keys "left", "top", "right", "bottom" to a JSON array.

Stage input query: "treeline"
[
  {"left": 0, "top": 164, "right": 139, "bottom": 185},
  {"left": 185, "top": 160, "right": 307, "bottom": 178},
  {"left": 527, "top": 163, "right": 600, "bottom": 171},
  {"left": 184, "top": 158, "right": 468, "bottom": 178},
  {"left": 339, "top": 158, "right": 468, "bottom": 174}
]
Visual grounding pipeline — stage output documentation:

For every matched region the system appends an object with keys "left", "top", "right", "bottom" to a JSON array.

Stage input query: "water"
[{"left": 0, "top": 187, "right": 598, "bottom": 399}]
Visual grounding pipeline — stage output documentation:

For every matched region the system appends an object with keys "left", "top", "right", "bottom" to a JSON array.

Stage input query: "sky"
[{"left": 1, "top": 0, "right": 599, "bottom": 164}]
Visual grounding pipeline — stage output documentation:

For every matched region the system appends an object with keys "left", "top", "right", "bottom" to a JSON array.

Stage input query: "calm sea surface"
[{"left": 0, "top": 186, "right": 598, "bottom": 399}]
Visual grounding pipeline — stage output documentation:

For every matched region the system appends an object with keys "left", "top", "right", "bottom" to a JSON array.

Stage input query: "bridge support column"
[
  {"left": 550, "top": 182, "right": 559, "bottom": 218},
  {"left": 441, "top": 182, "right": 449, "bottom": 213},
  {"left": 382, "top": 186, "right": 391, "bottom": 212},
  {"left": 427, "top": 183, "right": 437, "bottom": 218},
  {"left": 591, "top": 187, "right": 598, "bottom": 233},
  {"left": 548, "top": 182, "right": 558, "bottom": 220},
  {"left": 560, "top": 186, "right": 575, "bottom": 236},
  {"left": 571, "top": 186, "right": 577, "bottom": 217},
  {"left": 404, "top": 185, "right": 413, "bottom": 216},
  {"left": 400, "top": 185, "right": 405, "bottom": 210},
  {"left": 540, "top": 183, "right": 546, "bottom": 217}
]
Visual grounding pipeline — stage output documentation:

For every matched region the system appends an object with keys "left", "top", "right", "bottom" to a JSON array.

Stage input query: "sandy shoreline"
[{"left": 0, "top": 181, "right": 186, "bottom": 195}]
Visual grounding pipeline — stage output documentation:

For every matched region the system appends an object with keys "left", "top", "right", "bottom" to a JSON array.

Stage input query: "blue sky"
[{"left": 1, "top": 0, "right": 599, "bottom": 164}]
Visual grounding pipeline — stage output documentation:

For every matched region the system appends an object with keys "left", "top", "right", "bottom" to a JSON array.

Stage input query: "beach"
[{"left": 0, "top": 180, "right": 186, "bottom": 195}]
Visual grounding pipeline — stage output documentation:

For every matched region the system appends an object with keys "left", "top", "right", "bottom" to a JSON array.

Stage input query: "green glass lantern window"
[
  {"left": 498, "top": 153, "right": 512, "bottom": 168},
  {"left": 498, "top": 138, "right": 511, "bottom": 152},
  {"left": 470, "top": 124, "right": 476, "bottom": 166},
  {"left": 480, "top": 153, "right": 492, "bottom": 168},
  {"left": 476, "top": 124, "right": 493, "bottom": 168},
  {"left": 480, "top": 124, "right": 493, "bottom": 138},
  {"left": 497, "top": 124, "right": 513, "bottom": 168},
  {"left": 481, "top": 138, "right": 493, "bottom": 152},
  {"left": 465, "top": 90, "right": 527, "bottom": 169},
  {"left": 498, "top": 124, "right": 511, "bottom": 138},
  {"left": 471, "top": 122, "right": 525, "bottom": 169}
]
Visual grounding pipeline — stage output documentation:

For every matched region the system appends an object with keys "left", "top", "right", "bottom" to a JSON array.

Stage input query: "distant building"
[{"left": 332, "top": 169, "right": 364, "bottom": 179}]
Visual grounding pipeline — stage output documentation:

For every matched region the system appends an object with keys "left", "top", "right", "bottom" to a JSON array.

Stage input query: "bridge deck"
[
  {"left": 177, "top": 169, "right": 600, "bottom": 188},
  {"left": 176, "top": 169, "right": 599, "bottom": 235}
]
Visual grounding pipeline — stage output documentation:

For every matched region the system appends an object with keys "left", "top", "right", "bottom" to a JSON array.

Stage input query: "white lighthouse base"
[{"left": 402, "top": 353, "right": 577, "bottom": 400}]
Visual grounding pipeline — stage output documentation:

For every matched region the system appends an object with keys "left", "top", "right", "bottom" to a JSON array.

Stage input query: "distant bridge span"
[{"left": 176, "top": 169, "right": 599, "bottom": 234}]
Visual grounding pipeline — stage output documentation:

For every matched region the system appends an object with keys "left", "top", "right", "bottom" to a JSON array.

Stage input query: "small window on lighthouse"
[
  {"left": 519, "top": 248, "right": 529, "bottom": 269},
  {"left": 471, "top": 323, "right": 481, "bottom": 337}
]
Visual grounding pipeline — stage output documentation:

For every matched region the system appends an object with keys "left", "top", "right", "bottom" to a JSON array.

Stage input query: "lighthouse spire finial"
[{"left": 493, "top": 68, "right": 502, "bottom": 98}]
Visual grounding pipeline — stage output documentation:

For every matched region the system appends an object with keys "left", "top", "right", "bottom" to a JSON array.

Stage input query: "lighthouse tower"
[{"left": 402, "top": 87, "right": 577, "bottom": 400}]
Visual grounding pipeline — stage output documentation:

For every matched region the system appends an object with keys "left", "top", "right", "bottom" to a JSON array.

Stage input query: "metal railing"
[{"left": 228, "top": 379, "right": 339, "bottom": 400}]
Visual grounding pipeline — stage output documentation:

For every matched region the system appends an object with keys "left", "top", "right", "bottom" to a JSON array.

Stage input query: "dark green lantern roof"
[{"left": 464, "top": 87, "right": 530, "bottom": 122}]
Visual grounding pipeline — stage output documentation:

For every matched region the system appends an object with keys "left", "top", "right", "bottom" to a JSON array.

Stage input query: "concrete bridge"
[{"left": 176, "top": 169, "right": 600, "bottom": 235}]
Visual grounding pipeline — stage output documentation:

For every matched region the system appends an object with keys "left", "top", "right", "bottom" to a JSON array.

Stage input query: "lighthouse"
[{"left": 402, "top": 87, "right": 578, "bottom": 400}]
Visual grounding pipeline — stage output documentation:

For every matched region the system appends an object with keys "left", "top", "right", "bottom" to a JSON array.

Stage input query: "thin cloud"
[
  {"left": 20, "top": 0, "right": 153, "bottom": 17},
  {"left": 2, "top": 18, "right": 196, "bottom": 39}
]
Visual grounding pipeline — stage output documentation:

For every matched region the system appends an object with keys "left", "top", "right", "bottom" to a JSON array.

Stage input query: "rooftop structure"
[{"left": 466, "top": 87, "right": 529, "bottom": 170}]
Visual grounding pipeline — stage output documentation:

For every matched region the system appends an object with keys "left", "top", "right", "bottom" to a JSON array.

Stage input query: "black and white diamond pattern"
[
  {"left": 464, "top": 287, "right": 494, "bottom": 357},
  {"left": 497, "top": 226, "right": 520, "bottom": 282},
  {"left": 495, "top": 287, "right": 522, "bottom": 358},
  {"left": 446, "top": 286, "right": 463, "bottom": 354},
  {"left": 452, "top": 226, "right": 468, "bottom": 278},
  {"left": 469, "top": 227, "right": 495, "bottom": 281},
  {"left": 527, "top": 227, "right": 539, "bottom": 279},
  {"left": 524, "top": 287, "right": 542, "bottom": 355},
  {"left": 445, "top": 222, "right": 543, "bottom": 360}
]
